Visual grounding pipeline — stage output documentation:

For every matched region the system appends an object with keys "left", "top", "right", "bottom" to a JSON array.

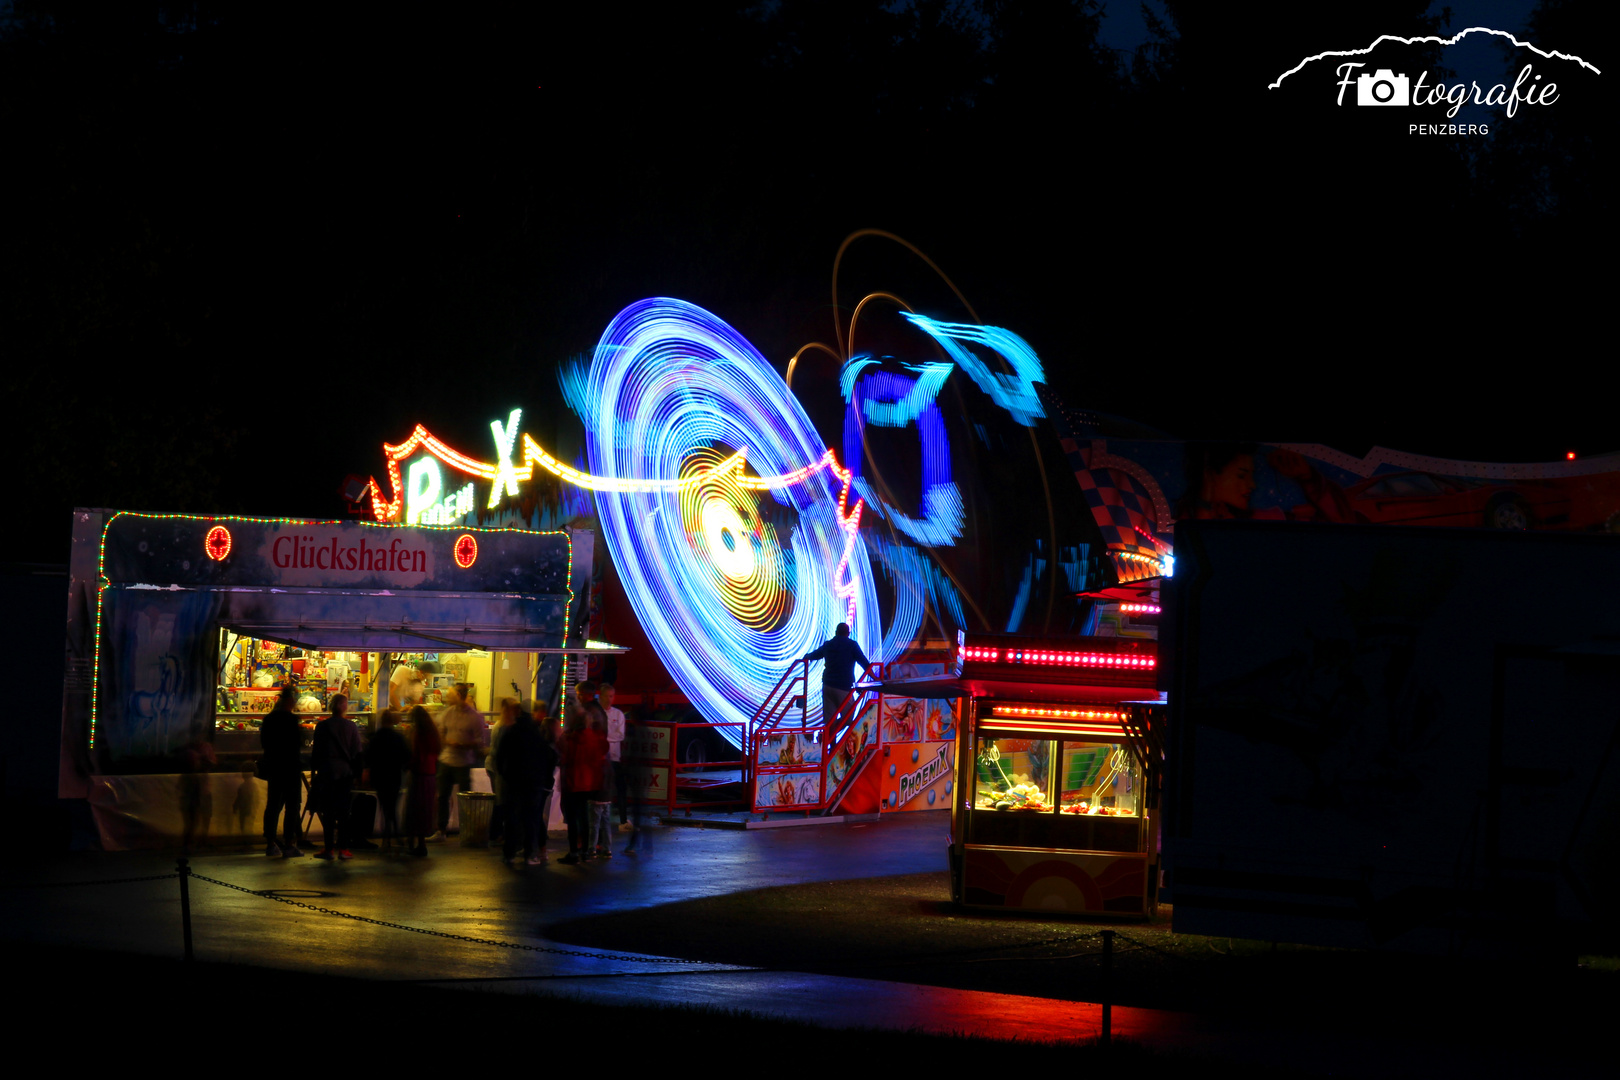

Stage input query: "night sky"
[{"left": 4, "top": 1, "right": 1609, "bottom": 566}]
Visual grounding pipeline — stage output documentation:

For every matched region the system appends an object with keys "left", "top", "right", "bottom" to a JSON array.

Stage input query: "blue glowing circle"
[
  {"left": 911, "top": 748, "right": 919, "bottom": 763},
  {"left": 944, "top": 780, "right": 952, "bottom": 794},
  {"left": 888, "top": 763, "right": 896, "bottom": 777},
  {"left": 585, "top": 299, "right": 881, "bottom": 746},
  {"left": 927, "top": 789, "right": 936, "bottom": 805}
]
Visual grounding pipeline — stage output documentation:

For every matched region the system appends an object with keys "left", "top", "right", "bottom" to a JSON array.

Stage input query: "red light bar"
[
  {"left": 954, "top": 631, "right": 1157, "bottom": 685},
  {"left": 992, "top": 705, "right": 1125, "bottom": 721},
  {"left": 986, "top": 649, "right": 1157, "bottom": 669}
]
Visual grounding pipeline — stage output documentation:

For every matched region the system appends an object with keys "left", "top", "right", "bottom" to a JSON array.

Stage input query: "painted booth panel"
[{"left": 963, "top": 847, "right": 1148, "bottom": 914}]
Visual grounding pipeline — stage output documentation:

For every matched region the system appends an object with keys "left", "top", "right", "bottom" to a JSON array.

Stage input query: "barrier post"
[
  {"left": 1099, "top": 929, "right": 1114, "bottom": 1046},
  {"left": 177, "top": 857, "right": 194, "bottom": 962}
]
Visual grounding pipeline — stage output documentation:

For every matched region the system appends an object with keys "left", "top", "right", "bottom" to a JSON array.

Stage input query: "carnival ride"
[{"left": 360, "top": 236, "right": 1063, "bottom": 765}]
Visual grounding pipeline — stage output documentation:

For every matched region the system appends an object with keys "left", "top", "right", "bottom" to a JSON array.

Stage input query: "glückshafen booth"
[{"left": 59, "top": 510, "right": 595, "bottom": 848}]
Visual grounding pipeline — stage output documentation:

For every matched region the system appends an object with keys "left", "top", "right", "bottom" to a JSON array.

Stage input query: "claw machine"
[{"left": 945, "top": 631, "right": 1165, "bottom": 916}]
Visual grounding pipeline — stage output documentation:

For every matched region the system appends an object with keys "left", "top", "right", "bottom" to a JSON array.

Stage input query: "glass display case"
[{"left": 969, "top": 731, "right": 1145, "bottom": 853}]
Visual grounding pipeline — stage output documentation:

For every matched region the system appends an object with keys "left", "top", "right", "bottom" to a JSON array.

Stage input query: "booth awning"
[{"left": 221, "top": 621, "right": 629, "bottom": 654}]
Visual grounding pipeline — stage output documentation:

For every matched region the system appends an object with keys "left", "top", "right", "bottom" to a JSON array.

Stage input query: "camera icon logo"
[{"left": 1357, "top": 69, "right": 1410, "bottom": 106}]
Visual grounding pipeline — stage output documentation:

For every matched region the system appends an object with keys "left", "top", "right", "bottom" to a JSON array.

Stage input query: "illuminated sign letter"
[
  {"left": 488, "top": 408, "right": 523, "bottom": 509},
  {"left": 407, "top": 458, "right": 442, "bottom": 525}
]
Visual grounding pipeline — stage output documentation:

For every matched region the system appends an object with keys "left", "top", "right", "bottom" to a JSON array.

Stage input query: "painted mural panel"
[
  {"left": 963, "top": 847, "right": 1148, "bottom": 913},
  {"left": 755, "top": 769, "right": 822, "bottom": 809},
  {"left": 99, "top": 588, "right": 221, "bottom": 760},
  {"left": 757, "top": 730, "right": 823, "bottom": 767}
]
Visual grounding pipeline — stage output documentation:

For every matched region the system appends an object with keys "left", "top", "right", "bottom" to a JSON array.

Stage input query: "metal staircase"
[{"left": 748, "top": 660, "right": 885, "bottom": 816}]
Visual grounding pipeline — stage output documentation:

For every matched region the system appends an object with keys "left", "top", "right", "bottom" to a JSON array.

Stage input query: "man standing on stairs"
[{"left": 803, "top": 623, "right": 874, "bottom": 731}]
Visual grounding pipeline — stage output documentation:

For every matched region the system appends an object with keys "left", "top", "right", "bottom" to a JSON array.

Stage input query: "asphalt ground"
[{"left": 3, "top": 811, "right": 1614, "bottom": 1076}]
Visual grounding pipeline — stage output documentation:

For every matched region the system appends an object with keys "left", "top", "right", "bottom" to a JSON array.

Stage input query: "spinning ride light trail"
[{"left": 585, "top": 298, "right": 881, "bottom": 741}]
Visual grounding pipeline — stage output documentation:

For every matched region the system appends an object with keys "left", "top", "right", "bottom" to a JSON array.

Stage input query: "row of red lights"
[
  {"left": 961, "top": 647, "right": 1155, "bottom": 669},
  {"left": 1118, "top": 603, "right": 1161, "bottom": 614}
]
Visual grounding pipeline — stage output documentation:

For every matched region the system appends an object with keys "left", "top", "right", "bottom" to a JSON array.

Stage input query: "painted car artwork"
[
  {"left": 1343, "top": 471, "right": 1620, "bottom": 530},
  {"left": 1048, "top": 417, "right": 1620, "bottom": 591}
]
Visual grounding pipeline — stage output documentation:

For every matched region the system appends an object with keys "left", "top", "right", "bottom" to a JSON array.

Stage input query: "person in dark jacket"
[
  {"left": 486, "top": 698, "right": 520, "bottom": 844},
  {"left": 495, "top": 703, "right": 559, "bottom": 866},
  {"left": 259, "top": 685, "right": 306, "bottom": 857},
  {"left": 405, "top": 705, "right": 439, "bottom": 857},
  {"left": 311, "top": 694, "right": 363, "bottom": 860},
  {"left": 367, "top": 709, "right": 410, "bottom": 851},
  {"left": 803, "top": 623, "right": 874, "bottom": 729}
]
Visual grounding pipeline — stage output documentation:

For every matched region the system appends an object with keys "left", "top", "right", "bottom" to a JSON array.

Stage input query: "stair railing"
[{"left": 820, "top": 664, "right": 884, "bottom": 812}]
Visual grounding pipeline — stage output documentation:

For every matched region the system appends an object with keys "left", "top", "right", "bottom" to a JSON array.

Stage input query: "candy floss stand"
[{"left": 939, "top": 632, "right": 1165, "bottom": 917}]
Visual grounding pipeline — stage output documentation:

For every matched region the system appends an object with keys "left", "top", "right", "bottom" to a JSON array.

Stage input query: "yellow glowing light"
[
  {"left": 368, "top": 423, "right": 848, "bottom": 522},
  {"left": 678, "top": 448, "right": 787, "bottom": 631}
]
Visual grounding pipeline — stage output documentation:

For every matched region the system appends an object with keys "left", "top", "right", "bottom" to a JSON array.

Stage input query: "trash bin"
[{"left": 456, "top": 791, "right": 495, "bottom": 847}]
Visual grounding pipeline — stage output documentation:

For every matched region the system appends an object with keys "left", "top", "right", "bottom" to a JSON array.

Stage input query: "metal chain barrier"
[{"left": 188, "top": 872, "right": 711, "bottom": 965}]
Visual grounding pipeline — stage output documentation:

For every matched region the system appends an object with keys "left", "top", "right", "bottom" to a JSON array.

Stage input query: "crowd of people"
[{"left": 258, "top": 678, "right": 646, "bottom": 867}]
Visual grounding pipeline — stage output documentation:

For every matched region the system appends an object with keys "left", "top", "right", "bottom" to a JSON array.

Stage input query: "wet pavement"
[
  {"left": 3, "top": 812, "right": 1611, "bottom": 1076},
  {"left": 2, "top": 813, "right": 948, "bottom": 982}
]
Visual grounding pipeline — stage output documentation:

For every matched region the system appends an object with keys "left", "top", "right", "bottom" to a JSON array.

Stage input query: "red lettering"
[
  {"left": 329, "top": 538, "right": 341, "bottom": 570},
  {"left": 299, "top": 538, "right": 314, "bottom": 568},
  {"left": 344, "top": 546, "right": 357, "bottom": 571},
  {"left": 412, "top": 550, "right": 425, "bottom": 573},
  {"left": 272, "top": 536, "right": 291, "bottom": 568},
  {"left": 316, "top": 546, "right": 329, "bottom": 570}
]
